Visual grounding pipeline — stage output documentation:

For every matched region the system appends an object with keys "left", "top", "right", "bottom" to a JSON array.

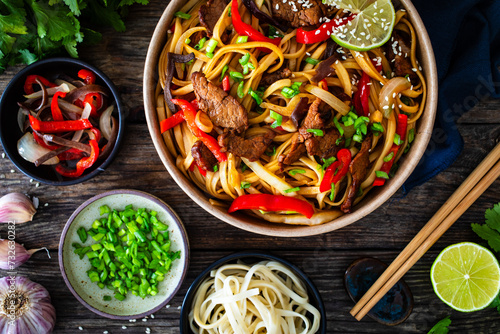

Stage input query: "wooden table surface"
[{"left": 1, "top": 1, "right": 499, "bottom": 333}]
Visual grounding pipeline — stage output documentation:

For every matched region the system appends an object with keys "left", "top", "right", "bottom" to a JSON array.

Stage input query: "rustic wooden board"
[{"left": 0, "top": 1, "right": 499, "bottom": 333}]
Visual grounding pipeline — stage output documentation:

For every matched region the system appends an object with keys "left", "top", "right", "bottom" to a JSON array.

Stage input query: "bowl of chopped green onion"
[{"left": 58, "top": 189, "right": 189, "bottom": 319}]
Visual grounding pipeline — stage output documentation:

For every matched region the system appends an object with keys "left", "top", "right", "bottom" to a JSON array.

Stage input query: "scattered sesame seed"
[
  {"left": 412, "top": 68, "right": 417, "bottom": 72},
  {"left": 142, "top": 318, "right": 148, "bottom": 322},
  {"left": 10, "top": 169, "right": 15, "bottom": 173},
  {"left": 306, "top": 52, "right": 311, "bottom": 56},
  {"left": 1, "top": 153, "right": 4, "bottom": 158},
  {"left": 383, "top": 105, "right": 389, "bottom": 109},
  {"left": 166, "top": 305, "right": 171, "bottom": 308},
  {"left": 103, "top": 331, "right": 108, "bottom": 334},
  {"left": 167, "top": 30, "right": 172, "bottom": 34},
  {"left": 129, "top": 319, "right": 137, "bottom": 322},
  {"left": 78, "top": 327, "right": 83, "bottom": 331},
  {"left": 0, "top": 174, "right": 4, "bottom": 179},
  {"left": 150, "top": 314, "right": 155, "bottom": 319},
  {"left": 122, "top": 325, "right": 128, "bottom": 329},
  {"left": 35, "top": 183, "right": 40, "bottom": 187},
  {"left": 276, "top": 3, "right": 279, "bottom": 9},
  {"left": 44, "top": 203, "right": 49, "bottom": 206},
  {"left": 177, "top": 306, "right": 181, "bottom": 309}
]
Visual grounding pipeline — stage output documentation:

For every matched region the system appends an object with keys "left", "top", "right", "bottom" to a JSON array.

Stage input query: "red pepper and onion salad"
[
  {"left": 155, "top": 0, "right": 426, "bottom": 225},
  {"left": 16, "top": 69, "right": 119, "bottom": 178}
]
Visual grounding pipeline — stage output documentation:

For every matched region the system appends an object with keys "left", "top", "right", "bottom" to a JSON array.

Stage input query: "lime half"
[
  {"left": 430, "top": 242, "right": 500, "bottom": 312},
  {"left": 327, "top": 0, "right": 396, "bottom": 51}
]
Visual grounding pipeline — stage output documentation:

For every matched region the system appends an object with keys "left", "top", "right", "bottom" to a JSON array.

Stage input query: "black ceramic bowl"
[
  {"left": 0, "top": 57, "right": 124, "bottom": 185},
  {"left": 180, "top": 251, "right": 326, "bottom": 333}
]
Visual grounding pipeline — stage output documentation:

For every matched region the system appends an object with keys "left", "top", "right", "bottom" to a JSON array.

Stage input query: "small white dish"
[{"left": 58, "top": 189, "right": 189, "bottom": 319}]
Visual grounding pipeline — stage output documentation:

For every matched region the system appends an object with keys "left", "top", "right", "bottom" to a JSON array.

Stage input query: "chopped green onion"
[
  {"left": 347, "top": 111, "right": 358, "bottom": 120},
  {"left": 237, "top": 81, "right": 245, "bottom": 98},
  {"left": 408, "top": 128, "right": 415, "bottom": 143},
  {"left": 184, "top": 38, "right": 191, "bottom": 44},
  {"left": 270, "top": 110, "right": 282, "bottom": 128},
  {"left": 333, "top": 117, "right": 344, "bottom": 137},
  {"left": 220, "top": 65, "right": 229, "bottom": 81},
  {"left": 306, "top": 129, "right": 324, "bottom": 136},
  {"left": 383, "top": 152, "right": 394, "bottom": 162},
  {"left": 305, "top": 57, "right": 320, "bottom": 65},
  {"left": 249, "top": 89, "right": 263, "bottom": 105},
  {"left": 103, "top": 295, "right": 111, "bottom": 301},
  {"left": 195, "top": 37, "right": 207, "bottom": 50},
  {"left": 206, "top": 38, "right": 218, "bottom": 53},
  {"left": 375, "top": 171, "right": 390, "bottom": 179},
  {"left": 281, "top": 82, "right": 301, "bottom": 98},
  {"left": 329, "top": 183, "right": 335, "bottom": 201},
  {"left": 213, "top": 165, "right": 218, "bottom": 172},
  {"left": 393, "top": 133, "right": 403, "bottom": 146},
  {"left": 174, "top": 11, "right": 191, "bottom": 19},
  {"left": 322, "top": 156, "right": 336, "bottom": 170},
  {"left": 371, "top": 122, "right": 384, "bottom": 133},
  {"left": 77, "top": 227, "right": 88, "bottom": 243},
  {"left": 354, "top": 116, "right": 369, "bottom": 129},
  {"left": 289, "top": 169, "right": 306, "bottom": 176},
  {"left": 284, "top": 187, "right": 300, "bottom": 193},
  {"left": 268, "top": 25, "right": 284, "bottom": 39},
  {"left": 357, "top": 187, "right": 364, "bottom": 197},
  {"left": 100, "top": 205, "right": 111, "bottom": 216},
  {"left": 229, "top": 71, "right": 244, "bottom": 81},
  {"left": 236, "top": 36, "right": 248, "bottom": 44},
  {"left": 239, "top": 53, "right": 251, "bottom": 66},
  {"left": 353, "top": 134, "right": 363, "bottom": 143},
  {"left": 343, "top": 117, "right": 354, "bottom": 127},
  {"left": 240, "top": 181, "right": 251, "bottom": 189},
  {"left": 241, "top": 162, "right": 248, "bottom": 172},
  {"left": 206, "top": 52, "right": 214, "bottom": 59}
]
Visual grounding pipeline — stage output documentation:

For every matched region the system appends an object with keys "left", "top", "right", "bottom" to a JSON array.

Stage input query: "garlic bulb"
[
  {"left": 0, "top": 276, "right": 56, "bottom": 334},
  {"left": 0, "top": 240, "right": 48, "bottom": 270},
  {"left": 0, "top": 193, "right": 36, "bottom": 223}
]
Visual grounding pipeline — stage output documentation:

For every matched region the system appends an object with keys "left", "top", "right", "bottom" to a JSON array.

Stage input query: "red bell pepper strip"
[
  {"left": 319, "top": 79, "right": 328, "bottom": 91},
  {"left": 353, "top": 61, "right": 382, "bottom": 116},
  {"left": 171, "top": 99, "right": 227, "bottom": 162},
  {"left": 373, "top": 114, "right": 408, "bottom": 187},
  {"left": 191, "top": 162, "right": 207, "bottom": 176},
  {"left": 33, "top": 132, "right": 59, "bottom": 150},
  {"left": 78, "top": 69, "right": 96, "bottom": 85},
  {"left": 228, "top": 194, "right": 315, "bottom": 218},
  {"left": 89, "top": 127, "right": 102, "bottom": 142},
  {"left": 51, "top": 91, "right": 66, "bottom": 121},
  {"left": 296, "top": 15, "right": 355, "bottom": 44},
  {"left": 222, "top": 75, "right": 231, "bottom": 92},
  {"left": 160, "top": 111, "right": 185, "bottom": 133},
  {"left": 29, "top": 115, "right": 92, "bottom": 133},
  {"left": 190, "top": 99, "right": 199, "bottom": 110},
  {"left": 319, "top": 148, "right": 352, "bottom": 193},
  {"left": 231, "top": 0, "right": 280, "bottom": 50},
  {"left": 56, "top": 140, "right": 99, "bottom": 177},
  {"left": 57, "top": 148, "right": 85, "bottom": 161},
  {"left": 24, "top": 75, "right": 57, "bottom": 94}
]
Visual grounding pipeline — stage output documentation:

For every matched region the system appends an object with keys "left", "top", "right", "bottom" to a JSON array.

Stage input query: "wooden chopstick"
[{"left": 351, "top": 141, "right": 500, "bottom": 320}]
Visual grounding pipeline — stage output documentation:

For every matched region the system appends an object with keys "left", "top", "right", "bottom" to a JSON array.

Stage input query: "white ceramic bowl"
[{"left": 58, "top": 189, "right": 189, "bottom": 319}]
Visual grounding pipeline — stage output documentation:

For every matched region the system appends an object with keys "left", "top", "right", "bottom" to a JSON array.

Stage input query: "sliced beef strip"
[
  {"left": 385, "top": 31, "right": 418, "bottom": 84},
  {"left": 199, "top": 0, "right": 230, "bottom": 35},
  {"left": 304, "top": 128, "right": 342, "bottom": 159},
  {"left": 341, "top": 133, "right": 373, "bottom": 213},
  {"left": 330, "top": 86, "right": 352, "bottom": 104},
  {"left": 218, "top": 131, "right": 275, "bottom": 162},
  {"left": 278, "top": 132, "right": 306, "bottom": 170},
  {"left": 271, "top": 0, "right": 326, "bottom": 28},
  {"left": 192, "top": 72, "right": 248, "bottom": 133},
  {"left": 298, "top": 98, "right": 328, "bottom": 140},
  {"left": 260, "top": 67, "right": 292, "bottom": 86},
  {"left": 191, "top": 140, "right": 218, "bottom": 171}
]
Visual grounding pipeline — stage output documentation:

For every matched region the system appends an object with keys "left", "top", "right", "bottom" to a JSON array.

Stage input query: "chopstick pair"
[{"left": 350, "top": 141, "right": 500, "bottom": 321}]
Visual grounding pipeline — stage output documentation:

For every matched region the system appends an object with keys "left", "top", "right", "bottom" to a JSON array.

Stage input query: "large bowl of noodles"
[{"left": 143, "top": 0, "right": 437, "bottom": 236}]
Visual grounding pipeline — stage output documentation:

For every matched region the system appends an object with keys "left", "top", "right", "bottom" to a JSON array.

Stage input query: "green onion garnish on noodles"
[
  {"left": 236, "top": 36, "right": 248, "bottom": 44},
  {"left": 270, "top": 110, "right": 282, "bottom": 128},
  {"left": 306, "top": 129, "right": 324, "bottom": 136},
  {"left": 284, "top": 187, "right": 300, "bottom": 193},
  {"left": 220, "top": 65, "right": 229, "bottom": 81},
  {"left": 240, "top": 181, "right": 251, "bottom": 189},
  {"left": 174, "top": 11, "right": 191, "bottom": 19},
  {"left": 383, "top": 152, "right": 394, "bottom": 162},
  {"left": 289, "top": 169, "right": 306, "bottom": 176},
  {"left": 305, "top": 57, "right": 320, "bottom": 65},
  {"left": 375, "top": 171, "right": 390, "bottom": 179},
  {"left": 206, "top": 38, "right": 218, "bottom": 53}
]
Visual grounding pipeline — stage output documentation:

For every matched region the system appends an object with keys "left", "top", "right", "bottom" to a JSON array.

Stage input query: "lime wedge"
[
  {"left": 430, "top": 242, "right": 500, "bottom": 312},
  {"left": 327, "top": 0, "right": 396, "bottom": 51}
]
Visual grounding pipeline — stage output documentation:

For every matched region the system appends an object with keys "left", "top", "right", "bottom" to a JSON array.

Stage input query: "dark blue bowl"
[
  {"left": 180, "top": 251, "right": 326, "bottom": 333},
  {"left": 0, "top": 57, "right": 125, "bottom": 186}
]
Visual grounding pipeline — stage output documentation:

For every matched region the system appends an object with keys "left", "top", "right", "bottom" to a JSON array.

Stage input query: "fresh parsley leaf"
[
  {"left": 489, "top": 293, "right": 500, "bottom": 313},
  {"left": 427, "top": 316, "right": 451, "bottom": 334},
  {"left": 485, "top": 202, "right": 500, "bottom": 231},
  {"left": 471, "top": 223, "right": 500, "bottom": 253}
]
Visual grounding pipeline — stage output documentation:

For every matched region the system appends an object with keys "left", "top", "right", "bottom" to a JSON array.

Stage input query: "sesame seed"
[
  {"left": 412, "top": 68, "right": 417, "bottom": 72},
  {"left": 276, "top": 4, "right": 279, "bottom": 9},
  {"left": 167, "top": 30, "right": 172, "bottom": 33},
  {"left": 35, "top": 183, "right": 40, "bottom": 187},
  {"left": 166, "top": 305, "right": 170, "bottom": 308},
  {"left": 315, "top": 30, "right": 320, "bottom": 35},
  {"left": 10, "top": 169, "right": 15, "bottom": 173},
  {"left": 383, "top": 105, "right": 389, "bottom": 109},
  {"left": 44, "top": 203, "right": 49, "bottom": 206},
  {"left": 129, "top": 319, "right": 136, "bottom": 322},
  {"left": 30, "top": 178, "right": 33, "bottom": 183},
  {"left": 142, "top": 318, "right": 147, "bottom": 322},
  {"left": 122, "top": 325, "right": 128, "bottom": 329},
  {"left": 306, "top": 52, "right": 311, "bottom": 56},
  {"left": 103, "top": 331, "right": 108, "bottom": 334},
  {"left": 1, "top": 153, "right": 4, "bottom": 158},
  {"left": 177, "top": 306, "right": 181, "bottom": 309},
  {"left": 78, "top": 327, "right": 83, "bottom": 331}
]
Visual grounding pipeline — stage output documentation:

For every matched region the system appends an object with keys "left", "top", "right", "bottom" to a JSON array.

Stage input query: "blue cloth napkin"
[{"left": 402, "top": 0, "right": 500, "bottom": 193}]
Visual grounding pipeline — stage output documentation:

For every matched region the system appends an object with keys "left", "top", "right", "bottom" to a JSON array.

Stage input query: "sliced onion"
[
  {"left": 17, "top": 133, "right": 59, "bottom": 165},
  {"left": 99, "top": 105, "right": 114, "bottom": 141},
  {"left": 54, "top": 79, "right": 77, "bottom": 91},
  {"left": 304, "top": 84, "right": 350, "bottom": 115},
  {"left": 379, "top": 77, "right": 412, "bottom": 118},
  {"left": 65, "top": 84, "right": 109, "bottom": 104},
  {"left": 17, "top": 107, "right": 28, "bottom": 132},
  {"left": 195, "top": 110, "right": 213, "bottom": 133},
  {"left": 59, "top": 99, "right": 83, "bottom": 114},
  {"left": 71, "top": 102, "right": 92, "bottom": 142},
  {"left": 24, "top": 83, "right": 70, "bottom": 100}
]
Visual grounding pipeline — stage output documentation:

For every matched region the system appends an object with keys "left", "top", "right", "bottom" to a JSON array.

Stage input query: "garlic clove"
[
  {"left": 0, "top": 240, "right": 47, "bottom": 270},
  {"left": 0, "top": 193, "right": 36, "bottom": 223}
]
